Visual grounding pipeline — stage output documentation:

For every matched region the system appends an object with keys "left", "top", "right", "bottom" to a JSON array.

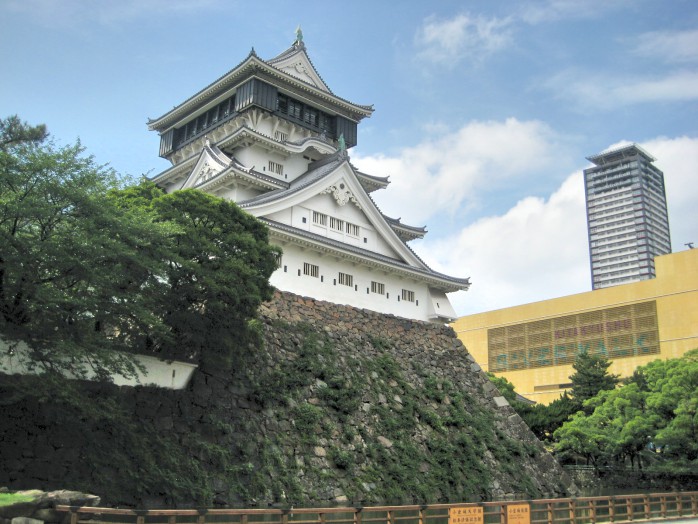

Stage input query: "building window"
[
  {"left": 401, "top": 289, "right": 415, "bottom": 302},
  {"left": 312, "top": 211, "right": 327, "bottom": 226},
  {"left": 346, "top": 223, "right": 360, "bottom": 237},
  {"left": 274, "top": 130, "right": 288, "bottom": 142},
  {"left": 268, "top": 160, "right": 284, "bottom": 175},
  {"left": 330, "top": 216, "right": 344, "bottom": 232},
  {"left": 371, "top": 281, "right": 385, "bottom": 295},
  {"left": 303, "top": 263, "right": 319, "bottom": 278},
  {"left": 338, "top": 272, "right": 353, "bottom": 287}
]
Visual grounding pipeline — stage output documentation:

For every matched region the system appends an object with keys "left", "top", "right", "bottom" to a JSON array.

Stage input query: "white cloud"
[
  {"left": 412, "top": 135, "right": 698, "bottom": 317},
  {"left": 632, "top": 29, "right": 698, "bottom": 64},
  {"left": 421, "top": 172, "right": 589, "bottom": 316},
  {"left": 543, "top": 70, "right": 698, "bottom": 109},
  {"left": 415, "top": 13, "right": 513, "bottom": 67},
  {"left": 642, "top": 135, "right": 698, "bottom": 251},
  {"left": 353, "top": 118, "right": 560, "bottom": 224}
]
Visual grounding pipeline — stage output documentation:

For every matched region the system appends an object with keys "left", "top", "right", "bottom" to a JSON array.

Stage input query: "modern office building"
[
  {"left": 584, "top": 144, "right": 671, "bottom": 290},
  {"left": 451, "top": 249, "right": 698, "bottom": 404}
]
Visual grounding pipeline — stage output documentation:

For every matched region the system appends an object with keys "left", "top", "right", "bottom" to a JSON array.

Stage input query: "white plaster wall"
[
  {"left": 294, "top": 194, "right": 400, "bottom": 258},
  {"left": 270, "top": 242, "right": 438, "bottom": 321},
  {"left": 0, "top": 338, "right": 197, "bottom": 390},
  {"left": 214, "top": 185, "right": 264, "bottom": 202}
]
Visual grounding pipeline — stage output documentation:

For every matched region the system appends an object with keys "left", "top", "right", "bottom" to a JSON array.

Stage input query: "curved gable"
[{"left": 240, "top": 157, "right": 429, "bottom": 270}]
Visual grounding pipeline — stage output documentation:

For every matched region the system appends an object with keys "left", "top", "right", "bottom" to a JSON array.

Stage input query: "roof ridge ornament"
[
  {"left": 294, "top": 25, "right": 304, "bottom": 47},
  {"left": 337, "top": 133, "right": 347, "bottom": 157}
]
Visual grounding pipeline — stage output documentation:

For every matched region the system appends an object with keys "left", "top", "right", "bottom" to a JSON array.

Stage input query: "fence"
[{"left": 57, "top": 491, "right": 698, "bottom": 524}]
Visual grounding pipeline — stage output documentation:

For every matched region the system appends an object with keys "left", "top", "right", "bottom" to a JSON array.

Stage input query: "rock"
[
  {"left": 493, "top": 396, "right": 509, "bottom": 407},
  {"left": 377, "top": 436, "right": 393, "bottom": 448},
  {"left": 0, "top": 490, "right": 100, "bottom": 521},
  {"left": 11, "top": 518, "right": 43, "bottom": 524}
]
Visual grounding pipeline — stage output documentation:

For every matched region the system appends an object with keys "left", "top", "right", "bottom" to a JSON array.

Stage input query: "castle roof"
[{"left": 147, "top": 42, "right": 373, "bottom": 133}]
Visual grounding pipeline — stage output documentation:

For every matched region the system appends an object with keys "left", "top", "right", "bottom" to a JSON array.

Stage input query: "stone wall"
[{"left": 0, "top": 291, "right": 574, "bottom": 507}]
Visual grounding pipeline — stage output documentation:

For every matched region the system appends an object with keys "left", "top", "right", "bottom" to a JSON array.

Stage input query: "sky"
[{"left": 2, "top": 0, "right": 697, "bottom": 316}]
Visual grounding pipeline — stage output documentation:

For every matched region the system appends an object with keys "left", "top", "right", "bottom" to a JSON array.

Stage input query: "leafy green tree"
[
  {"left": 0, "top": 115, "right": 47, "bottom": 149},
  {"left": 1, "top": 125, "right": 166, "bottom": 380},
  {"left": 553, "top": 405, "right": 614, "bottom": 469},
  {"left": 1, "top": 116, "right": 280, "bottom": 381},
  {"left": 486, "top": 372, "right": 518, "bottom": 404},
  {"left": 643, "top": 350, "right": 698, "bottom": 467},
  {"left": 111, "top": 183, "right": 281, "bottom": 367},
  {"left": 524, "top": 392, "right": 580, "bottom": 443},
  {"left": 486, "top": 373, "right": 583, "bottom": 443},
  {"left": 554, "top": 350, "right": 698, "bottom": 474},
  {"left": 570, "top": 349, "right": 619, "bottom": 406}
]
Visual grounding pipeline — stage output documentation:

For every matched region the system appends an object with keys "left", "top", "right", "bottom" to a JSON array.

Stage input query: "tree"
[
  {"left": 486, "top": 373, "right": 583, "bottom": 443},
  {"left": 570, "top": 349, "right": 619, "bottom": 406},
  {"left": 1, "top": 116, "right": 280, "bottom": 382},
  {"left": 0, "top": 115, "right": 47, "bottom": 149},
  {"left": 554, "top": 350, "right": 698, "bottom": 475},
  {"left": 523, "top": 392, "right": 580, "bottom": 443},
  {"left": 110, "top": 183, "right": 281, "bottom": 367},
  {"left": 1, "top": 124, "right": 165, "bottom": 380},
  {"left": 643, "top": 350, "right": 698, "bottom": 466}
]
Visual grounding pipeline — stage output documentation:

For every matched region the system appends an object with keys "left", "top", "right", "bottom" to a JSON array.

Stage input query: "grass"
[{"left": 0, "top": 492, "right": 37, "bottom": 507}]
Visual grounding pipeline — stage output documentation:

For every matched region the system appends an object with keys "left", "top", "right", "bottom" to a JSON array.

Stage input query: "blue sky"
[{"left": 2, "top": 0, "right": 697, "bottom": 315}]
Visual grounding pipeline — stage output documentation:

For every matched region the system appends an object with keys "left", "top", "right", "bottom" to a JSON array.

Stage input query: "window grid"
[
  {"left": 338, "top": 272, "right": 353, "bottom": 287},
  {"left": 303, "top": 262, "right": 319, "bottom": 278},
  {"left": 330, "top": 216, "right": 344, "bottom": 232},
  {"left": 488, "top": 300, "right": 660, "bottom": 372},
  {"left": 312, "top": 211, "right": 327, "bottom": 226},
  {"left": 268, "top": 161, "right": 284, "bottom": 175},
  {"left": 371, "top": 281, "right": 385, "bottom": 295}
]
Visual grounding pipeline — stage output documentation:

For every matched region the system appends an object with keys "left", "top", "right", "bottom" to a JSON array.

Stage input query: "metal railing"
[{"left": 57, "top": 491, "right": 698, "bottom": 524}]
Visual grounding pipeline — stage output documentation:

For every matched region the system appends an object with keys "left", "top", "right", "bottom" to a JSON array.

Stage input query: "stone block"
[
  {"left": 11, "top": 518, "right": 43, "bottom": 524},
  {"left": 493, "top": 396, "right": 510, "bottom": 407}
]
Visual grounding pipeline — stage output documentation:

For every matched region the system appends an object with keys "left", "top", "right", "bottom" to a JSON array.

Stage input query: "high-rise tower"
[{"left": 584, "top": 144, "right": 671, "bottom": 289}]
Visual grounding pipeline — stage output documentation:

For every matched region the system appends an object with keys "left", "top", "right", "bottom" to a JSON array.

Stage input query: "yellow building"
[{"left": 451, "top": 249, "right": 698, "bottom": 404}]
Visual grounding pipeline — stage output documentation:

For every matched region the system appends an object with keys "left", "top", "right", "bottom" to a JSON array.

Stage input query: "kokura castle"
[{"left": 149, "top": 31, "right": 469, "bottom": 323}]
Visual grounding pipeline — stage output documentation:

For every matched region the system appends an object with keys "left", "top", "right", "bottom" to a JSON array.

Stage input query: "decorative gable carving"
[
  {"left": 322, "top": 180, "right": 361, "bottom": 209},
  {"left": 195, "top": 161, "right": 218, "bottom": 186},
  {"left": 278, "top": 61, "right": 317, "bottom": 87}
]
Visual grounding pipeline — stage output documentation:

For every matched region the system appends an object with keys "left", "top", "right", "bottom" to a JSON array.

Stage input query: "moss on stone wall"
[{"left": 0, "top": 291, "right": 573, "bottom": 507}]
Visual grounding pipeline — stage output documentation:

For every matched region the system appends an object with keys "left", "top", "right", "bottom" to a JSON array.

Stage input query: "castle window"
[
  {"left": 330, "top": 216, "right": 344, "bottom": 232},
  {"left": 346, "top": 223, "right": 360, "bottom": 237},
  {"left": 303, "top": 263, "right": 319, "bottom": 278},
  {"left": 288, "top": 99, "right": 302, "bottom": 120},
  {"left": 401, "top": 289, "right": 415, "bottom": 303},
  {"left": 312, "top": 211, "right": 327, "bottom": 226},
  {"left": 268, "top": 161, "right": 284, "bottom": 175},
  {"left": 371, "top": 281, "right": 385, "bottom": 295},
  {"left": 338, "top": 272, "right": 353, "bottom": 287},
  {"left": 274, "top": 130, "right": 288, "bottom": 142}
]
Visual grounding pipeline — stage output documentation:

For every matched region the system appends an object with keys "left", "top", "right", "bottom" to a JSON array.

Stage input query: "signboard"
[
  {"left": 449, "top": 506, "right": 484, "bottom": 524},
  {"left": 507, "top": 504, "right": 530, "bottom": 524}
]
